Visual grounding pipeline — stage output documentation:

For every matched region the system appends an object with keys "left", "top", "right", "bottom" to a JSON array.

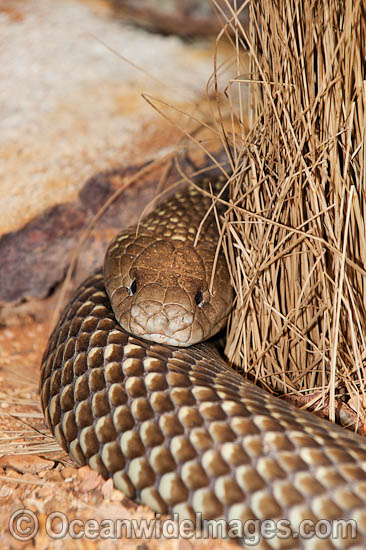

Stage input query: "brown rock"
[
  {"left": 78, "top": 467, "right": 104, "bottom": 492},
  {"left": 111, "top": 0, "right": 249, "bottom": 37},
  {"left": 0, "top": 455, "right": 54, "bottom": 475},
  {"left": 0, "top": 151, "right": 228, "bottom": 306},
  {"left": 101, "top": 478, "right": 114, "bottom": 499},
  {"left": 60, "top": 466, "right": 79, "bottom": 480},
  {"left": 0, "top": 163, "right": 156, "bottom": 304}
]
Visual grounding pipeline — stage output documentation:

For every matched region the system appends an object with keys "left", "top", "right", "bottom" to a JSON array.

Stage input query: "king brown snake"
[{"left": 40, "top": 182, "right": 366, "bottom": 549}]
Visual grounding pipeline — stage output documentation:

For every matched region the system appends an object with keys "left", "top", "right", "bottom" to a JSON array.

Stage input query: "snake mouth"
[
  {"left": 128, "top": 301, "right": 195, "bottom": 346},
  {"left": 134, "top": 332, "right": 192, "bottom": 347}
]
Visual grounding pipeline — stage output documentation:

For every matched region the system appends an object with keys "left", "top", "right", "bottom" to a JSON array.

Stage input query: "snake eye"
[
  {"left": 194, "top": 289, "right": 204, "bottom": 308},
  {"left": 128, "top": 278, "right": 137, "bottom": 296}
]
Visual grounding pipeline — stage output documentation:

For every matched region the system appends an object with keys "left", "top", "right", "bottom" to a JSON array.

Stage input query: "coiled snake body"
[{"left": 41, "top": 184, "right": 366, "bottom": 549}]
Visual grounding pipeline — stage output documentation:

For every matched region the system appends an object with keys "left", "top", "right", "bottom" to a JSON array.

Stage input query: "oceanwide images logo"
[{"left": 9, "top": 509, "right": 357, "bottom": 544}]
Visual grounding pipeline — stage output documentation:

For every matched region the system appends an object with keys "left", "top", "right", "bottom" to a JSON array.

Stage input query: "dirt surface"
[{"left": 0, "top": 296, "right": 239, "bottom": 549}]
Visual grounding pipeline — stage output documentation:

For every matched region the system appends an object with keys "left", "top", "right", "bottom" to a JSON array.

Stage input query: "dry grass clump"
[{"left": 218, "top": 0, "right": 366, "bottom": 423}]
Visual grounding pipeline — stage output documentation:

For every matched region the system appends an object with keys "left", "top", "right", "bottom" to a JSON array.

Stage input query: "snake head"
[{"left": 104, "top": 231, "right": 233, "bottom": 347}]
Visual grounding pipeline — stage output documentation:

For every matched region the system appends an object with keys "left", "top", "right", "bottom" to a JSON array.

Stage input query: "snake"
[{"left": 40, "top": 181, "right": 366, "bottom": 549}]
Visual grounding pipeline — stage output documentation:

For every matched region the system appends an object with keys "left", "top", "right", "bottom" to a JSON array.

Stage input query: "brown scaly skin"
[
  {"left": 41, "top": 185, "right": 366, "bottom": 549},
  {"left": 104, "top": 186, "right": 232, "bottom": 347}
]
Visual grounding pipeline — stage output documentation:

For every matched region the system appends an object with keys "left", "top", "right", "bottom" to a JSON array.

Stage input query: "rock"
[
  {"left": 111, "top": 0, "right": 249, "bottom": 37},
  {"left": 0, "top": 150, "right": 228, "bottom": 305},
  {"left": 0, "top": 455, "right": 54, "bottom": 475},
  {"left": 2, "top": 0, "right": 233, "bottom": 238}
]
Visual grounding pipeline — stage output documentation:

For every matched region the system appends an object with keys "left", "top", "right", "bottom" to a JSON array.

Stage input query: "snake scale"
[{"left": 40, "top": 183, "right": 366, "bottom": 549}]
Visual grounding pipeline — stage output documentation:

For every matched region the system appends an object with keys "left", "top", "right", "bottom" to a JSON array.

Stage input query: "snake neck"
[{"left": 138, "top": 183, "right": 226, "bottom": 247}]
